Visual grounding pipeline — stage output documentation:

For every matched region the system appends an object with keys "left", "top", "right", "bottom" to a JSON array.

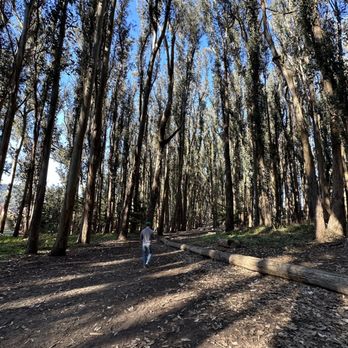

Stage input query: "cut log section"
[{"left": 161, "top": 238, "right": 348, "bottom": 296}]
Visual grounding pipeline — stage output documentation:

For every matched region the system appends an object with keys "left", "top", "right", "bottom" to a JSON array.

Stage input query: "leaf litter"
[{"left": 0, "top": 237, "right": 347, "bottom": 347}]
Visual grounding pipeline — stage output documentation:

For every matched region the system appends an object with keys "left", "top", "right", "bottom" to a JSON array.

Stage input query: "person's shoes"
[{"left": 145, "top": 263, "right": 149, "bottom": 268}]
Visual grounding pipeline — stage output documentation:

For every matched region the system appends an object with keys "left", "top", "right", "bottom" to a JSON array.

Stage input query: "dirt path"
[{"left": 0, "top": 239, "right": 347, "bottom": 348}]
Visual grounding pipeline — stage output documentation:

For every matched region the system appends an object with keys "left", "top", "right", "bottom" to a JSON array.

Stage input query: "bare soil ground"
[{"left": 0, "top": 235, "right": 348, "bottom": 348}]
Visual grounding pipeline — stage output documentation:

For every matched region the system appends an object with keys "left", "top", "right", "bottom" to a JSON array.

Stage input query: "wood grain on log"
[{"left": 161, "top": 238, "right": 348, "bottom": 296}]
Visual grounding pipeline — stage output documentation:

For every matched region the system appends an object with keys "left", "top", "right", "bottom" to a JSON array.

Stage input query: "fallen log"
[{"left": 161, "top": 238, "right": 348, "bottom": 296}]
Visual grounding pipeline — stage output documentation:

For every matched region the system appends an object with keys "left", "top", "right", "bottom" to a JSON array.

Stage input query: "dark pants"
[{"left": 142, "top": 245, "right": 152, "bottom": 266}]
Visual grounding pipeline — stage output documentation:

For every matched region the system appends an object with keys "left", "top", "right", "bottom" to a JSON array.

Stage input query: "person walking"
[{"left": 140, "top": 221, "right": 154, "bottom": 268}]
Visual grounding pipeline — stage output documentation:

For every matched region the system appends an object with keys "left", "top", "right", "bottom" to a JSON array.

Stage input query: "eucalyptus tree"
[
  {"left": 146, "top": 1, "right": 202, "bottom": 225},
  {"left": 300, "top": 0, "right": 347, "bottom": 237},
  {"left": 207, "top": 0, "right": 236, "bottom": 231},
  {"left": 260, "top": 0, "right": 323, "bottom": 233},
  {"left": 0, "top": 0, "right": 36, "bottom": 183},
  {"left": 3, "top": 0, "right": 50, "bottom": 238},
  {"left": 0, "top": 111, "right": 26, "bottom": 234},
  {"left": 26, "top": 0, "right": 69, "bottom": 254},
  {"left": 118, "top": 0, "right": 172, "bottom": 240},
  {"left": 79, "top": 0, "right": 121, "bottom": 244},
  {"left": 145, "top": 28, "right": 176, "bottom": 224},
  {"left": 241, "top": 0, "right": 271, "bottom": 226},
  {"left": 170, "top": 2, "right": 200, "bottom": 232},
  {"left": 51, "top": 0, "right": 108, "bottom": 256},
  {"left": 104, "top": 5, "right": 132, "bottom": 235}
]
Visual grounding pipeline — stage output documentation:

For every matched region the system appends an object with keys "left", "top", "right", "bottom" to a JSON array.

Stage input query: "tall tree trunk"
[
  {"left": 27, "top": 0, "right": 68, "bottom": 254},
  {"left": 219, "top": 51, "right": 234, "bottom": 231},
  {"left": 13, "top": 171, "right": 30, "bottom": 237},
  {"left": 308, "top": 83, "right": 330, "bottom": 218},
  {"left": 146, "top": 34, "right": 176, "bottom": 224},
  {"left": 172, "top": 46, "right": 196, "bottom": 232},
  {"left": 270, "top": 85, "right": 283, "bottom": 225},
  {"left": 157, "top": 148, "right": 170, "bottom": 236},
  {"left": 118, "top": 0, "right": 171, "bottom": 240},
  {"left": 246, "top": 0, "right": 264, "bottom": 227},
  {"left": 301, "top": 0, "right": 347, "bottom": 238},
  {"left": 51, "top": 0, "right": 107, "bottom": 256},
  {"left": 0, "top": 116, "right": 26, "bottom": 234},
  {"left": 260, "top": 0, "right": 321, "bottom": 232},
  {"left": 210, "top": 140, "right": 218, "bottom": 228},
  {"left": 21, "top": 44, "right": 51, "bottom": 237},
  {"left": 104, "top": 106, "right": 122, "bottom": 235},
  {"left": 80, "top": 0, "right": 116, "bottom": 244},
  {"left": 0, "top": 0, "right": 35, "bottom": 183}
]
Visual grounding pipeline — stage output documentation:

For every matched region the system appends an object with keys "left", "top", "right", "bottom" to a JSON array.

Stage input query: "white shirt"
[{"left": 140, "top": 226, "right": 154, "bottom": 247}]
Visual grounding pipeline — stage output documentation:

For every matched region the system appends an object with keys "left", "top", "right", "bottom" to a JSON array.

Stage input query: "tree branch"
[{"left": 160, "top": 124, "right": 182, "bottom": 147}]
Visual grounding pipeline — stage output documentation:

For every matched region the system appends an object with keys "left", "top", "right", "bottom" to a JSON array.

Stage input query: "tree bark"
[
  {"left": 12, "top": 171, "right": 30, "bottom": 237},
  {"left": 118, "top": 0, "right": 171, "bottom": 240},
  {"left": 27, "top": 0, "right": 68, "bottom": 254},
  {"left": 146, "top": 33, "right": 175, "bottom": 224},
  {"left": 0, "top": 0, "right": 35, "bottom": 183},
  {"left": 172, "top": 45, "right": 196, "bottom": 232},
  {"left": 260, "top": 0, "right": 321, "bottom": 230},
  {"left": 219, "top": 62, "right": 234, "bottom": 231},
  {"left": 51, "top": 0, "right": 107, "bottom": 256},
  {"left": 80, "top": 0, "right": 116, "bottom": 244},
  {"left": 0, "top": 116, "right": 26, "bottom": 234},
  {"left": 300, "top": 0, "right": 347, "bottom": 238},
  {"left": 157, "top": 148, "right": 170, "bottom": 236},
  {"left": 161, "top": 238, "right": 348, "bottom": 296}
]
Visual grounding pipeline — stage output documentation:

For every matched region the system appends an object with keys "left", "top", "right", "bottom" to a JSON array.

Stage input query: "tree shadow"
[{"left": 0, "top": 237, "right": 347, "bottom": 347}]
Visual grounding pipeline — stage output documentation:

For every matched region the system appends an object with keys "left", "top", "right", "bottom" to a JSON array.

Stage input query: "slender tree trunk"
[
  {"left": 0, "top": 118, "right": 26, "bottom": 234},
  {"left": 308, "top": 83, "right": 330, "bottom": 218},
  {"left": 21, "top": 53, "right": 50, "bottom": 238},
  {"left": 118, "top": 0, "right": 171, "bottom": 240},
  {"left": 146, "top": 34, "right": 176, "bottom": 224},
  {"left": 104, "top": 100, "right": 121, "bottom": 235},
  {"left": 116, "top": 120, "right": 131, "bottom": 232},
  {"left": 271, "top": 86, "right": 283, "bottom": 225},
  {"left": 0, "top": 0, "right": 35, "bottom": 183},
  {"left": 80, "top": 0, "right": 116, "bottom": 244},
  {"left": 51, "top": 0, "right": 107, "bottom": 256},
  {"left": 172, "top": 47, "right": 196, "bottom": 232},
  {"left": 13, "top": 172, "right": 30, "bottom": 237},
  {"left": 327, "top": 126, "right": 346, "bottom": 235},
  {"left": 300, "top": 0, "right": 347, "bottom": 238},
  {"left": 157, "top": 148, "right": 170, "bottom": 236},
  {"left": 27, "top": 0, "right": 68, "bottom": 254},
  {"left": 260, "top": 0, "right": 321, "bottom": 231},
  {"left": 219, "top": 63, "right": 234, "bottom": 231},
  {"left": 210, "top": 140, "right": 218, "bottom": 228}
]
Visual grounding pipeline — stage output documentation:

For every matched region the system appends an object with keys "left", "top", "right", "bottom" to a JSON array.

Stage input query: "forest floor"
[{"left": 0, "top": 230, "right": 348, "bottom": 348}]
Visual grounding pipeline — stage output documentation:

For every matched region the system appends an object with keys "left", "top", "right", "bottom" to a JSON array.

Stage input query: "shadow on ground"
[{"left": 0, "top": 236, "right": 347, "bottom": 347}]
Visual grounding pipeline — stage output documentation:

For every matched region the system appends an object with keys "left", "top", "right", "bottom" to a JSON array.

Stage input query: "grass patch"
[
  {"left": 0, "top": 233, "right": 116, "bottom": 260},
  {"left": 191, "top": 224, "right": 315, "bottom": 249}
]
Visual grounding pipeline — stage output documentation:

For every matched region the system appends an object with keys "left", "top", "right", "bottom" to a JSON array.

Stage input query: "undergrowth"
[
  {"left": 0, "top": 233, "right": 116, "bottom": 259},
  {"left": 194, "top": 224, "right": 315, "bottom": 249}
]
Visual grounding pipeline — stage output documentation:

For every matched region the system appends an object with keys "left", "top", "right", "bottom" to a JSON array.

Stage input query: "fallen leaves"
[{"left": 0, "top": 238, "right": 347, "bottom": 348}]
